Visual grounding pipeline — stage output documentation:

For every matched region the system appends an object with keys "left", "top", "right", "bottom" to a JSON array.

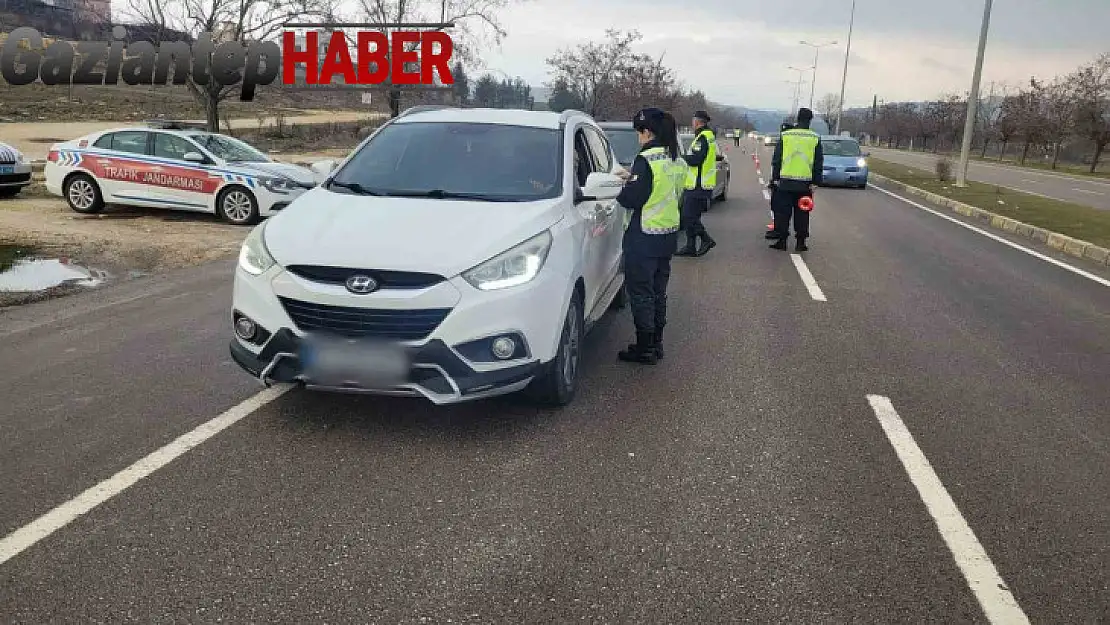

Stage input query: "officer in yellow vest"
[
  {"left": 768, "top": 108, "right": 824, "bottom": 251},
  {"left": 676, "top": 110, "right": 717, "bottom": 257},
  {"left": 614, "top": 108, "right": 681, "bottom": 364}
]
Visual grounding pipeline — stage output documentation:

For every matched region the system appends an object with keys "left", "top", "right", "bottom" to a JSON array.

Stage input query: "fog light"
[
  {"left": 491, "top": 336, "right": 516, "bottom": 360},
  {"left": 235, "top": 315, "right": 257, "bottom": 340}
]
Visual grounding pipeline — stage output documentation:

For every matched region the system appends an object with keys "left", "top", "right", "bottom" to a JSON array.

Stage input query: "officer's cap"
[
  {"left": 693, "top": 110, "right": 711, "bottom": 122},
  {"left": 633, "top": 107, "right": 666, "bottom": 133}
]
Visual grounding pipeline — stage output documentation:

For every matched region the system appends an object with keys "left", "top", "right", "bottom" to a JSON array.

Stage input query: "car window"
[
  {"left": 821, "top": 139, "right": 862, "bottom": 157},
  {"left": 583, "top": 127, "right": 613, "bottom": 173},
  {"left": 330, "top": 121, "right": 563, "bottom": 202},
  {"left": 184, "top": 132, "right": 269, "bottom": 163},
  {"left": 603, "top": 127, "right": 641, "bottom": 166},
  {"left": 94, "top": 131, "right": 148, "bottom": 154},
  {"left": 152, "top": 133, "right": 199, "bottom": 161},
  {"left": 573, "top": 129, "right": 593, "bottom": 188}
]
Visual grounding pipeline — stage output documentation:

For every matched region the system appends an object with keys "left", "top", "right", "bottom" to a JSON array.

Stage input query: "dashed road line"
[
  {"left": 866, "top": 395, "right": 1031, "bottom": 625},
  {"left": 1074, "top": 188, "right": 1104, "bottom": 195},
  {"left": 872, "top": 185, "right": 1110, "bottom": 288},
  {"left": 790, "top": 254, "right": 826, "bottom": 301},
  {"left": 0, "top": 384, "right": 295, "bottom": 567}
]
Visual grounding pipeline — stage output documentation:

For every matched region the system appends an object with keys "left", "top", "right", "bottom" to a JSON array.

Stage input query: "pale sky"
[{"left": 477, "top": 0, "right": 1110, "bottom": 111}]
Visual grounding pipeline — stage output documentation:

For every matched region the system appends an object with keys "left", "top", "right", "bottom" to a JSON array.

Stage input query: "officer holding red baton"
[{"left": 767, "top": 108, "right": 823, "bottom": 251}]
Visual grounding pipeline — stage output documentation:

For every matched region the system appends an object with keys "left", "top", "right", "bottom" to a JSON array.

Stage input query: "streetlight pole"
[
  {"left": 788, "top": 66, "right": 812, "bottom": 115},
  {"left": 800, "top": 40, "right": 838, "bottom": 110},
  {"left": 956, "top": 0, "right": 993, "bottom": 188},
  {"left": 834, "top": 0, "right": 856, "bottom": 135}
]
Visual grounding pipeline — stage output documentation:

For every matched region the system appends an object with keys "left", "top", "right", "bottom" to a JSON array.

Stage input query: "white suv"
[{"left": 229, "top": 106, "right": 628, "bottom": 406}]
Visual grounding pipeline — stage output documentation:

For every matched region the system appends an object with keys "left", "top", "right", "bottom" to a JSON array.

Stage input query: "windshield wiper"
[
  {"left": 327, "top": 180, "right": 383, "bottom": 196},
  {"left": 381, "top": 189, "right": 519, "bottom": 201}
]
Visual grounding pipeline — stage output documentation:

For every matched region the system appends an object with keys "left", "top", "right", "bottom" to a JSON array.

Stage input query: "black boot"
[
  {"left": 769, "top": 238, "right": 788, "bottom": 250},
  {"left": 675, "top": 237, "right": 698, "bottom": 256},
  {"left": 618, "top": 331, "right": 658, "bottom": 364},
  {"left": 695, "top": 234, "right": 716, "bottom": 256},
  {"left": 795, "top": 237, "right": 808, "bottom": 252},
  {"left": 764, "top": 230, "right": 778, "bottom": 239}
]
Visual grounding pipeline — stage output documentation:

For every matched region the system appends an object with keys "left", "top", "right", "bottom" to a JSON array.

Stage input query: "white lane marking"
[
  {"left": 1074, "top": 188, "right": 1104, "bottom": 195},
  {"left": 790, "top": 254, "right": 826, "bottom": 301},
  {"left": 873, "top": 185, "right": 1110, "bottom": 288},
  {"left": 758, "top": 176, "right": 765, "bottom": 186},
  {"left": 865, "top": 395, "right": 1031, "bottom": 625},
  {"left": 0, "top": 384, "right": 294, "bottom": 566},
  {"left": 762, "top": 189, "right": 771, "bottom": 201},
  {"left": 1020, "top": 178, "right": 1039, "bottom": 184}
]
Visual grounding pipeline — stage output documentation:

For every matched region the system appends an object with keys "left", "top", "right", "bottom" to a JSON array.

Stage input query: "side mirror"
[
  {"left": 578, "top": 171, "right": 623, "bottom": 202},
  {"left": 183, "top": 152, "right": 206, "bottom": 163}
]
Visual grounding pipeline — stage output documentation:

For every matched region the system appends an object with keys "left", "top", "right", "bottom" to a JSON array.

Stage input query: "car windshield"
[
  {"left": 822, "top": 140, "right": 862, "bottom": 157},
  {"left": 185, "top": 132, "right": 270, "bottom": 163},
  {"left": 329, "top": 122, "right": 562, "bottom": 201},
  {"left": 604, "top": 128, "right": 642, "bottom": 166}
]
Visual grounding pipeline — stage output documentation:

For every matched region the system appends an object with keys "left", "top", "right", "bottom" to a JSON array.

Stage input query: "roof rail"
[
  {"left": 144, "top": 119, "right": 208, "bottom": 130},
  {"left": 398, "top": 105, "right": 455, "bottom": 118},
  {"left": 559, "top": 109, "right": 590, "bottom": 122}
]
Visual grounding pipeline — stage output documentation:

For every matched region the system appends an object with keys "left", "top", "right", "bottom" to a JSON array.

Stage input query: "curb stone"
[{"left": 870, "top": 173, "right": 1110, "bottom": 267}]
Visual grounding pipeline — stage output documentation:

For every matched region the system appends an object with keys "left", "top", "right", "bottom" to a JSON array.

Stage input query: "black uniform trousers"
[
  {"left": 770, "top": 187, "right": 812, "bottom": 240},
  {"left": 680, "top": 191, "right": 711, "bottom": 244},
  {"left": 624, "top": 248, "right": 672, "bottom": 336}
]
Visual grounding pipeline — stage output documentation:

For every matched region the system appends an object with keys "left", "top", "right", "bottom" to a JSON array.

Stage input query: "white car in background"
[
  {"left": 44, "top": 122, "right": 317, "bottom": 225},
  {"left": 0, "top": 141, "right": 33, "bottom": 197},
  {"left": 230, "top": 106, "right": 628, "bottom": 407}
]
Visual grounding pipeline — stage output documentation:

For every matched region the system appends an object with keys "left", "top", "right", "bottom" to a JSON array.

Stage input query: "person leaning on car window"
[{"left": 613, "top": 108, "right": 682, "bottom": 365}]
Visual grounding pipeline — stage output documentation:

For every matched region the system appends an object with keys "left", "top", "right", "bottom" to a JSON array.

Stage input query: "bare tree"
[
  {"left": 1007, "top": 83, "right": 1047, "bottom": 165},
  {"left": 1072, "top": 53, "right": 1110, "bottom": 173},
  {"left": 815, "top": 93, "right": 840, "bottom": 127},
  {"left": 545, "top": 29, "right": 644, "bottom": 118},
  {"left": 975, "top": 81, "right": 1007, "bottom": 157},
  {"left": 1034, "top": 76, "right": 1076, "bottom": 169},
  {"left": 995, "top": 94, "right": 1021, "bottom": 160}
]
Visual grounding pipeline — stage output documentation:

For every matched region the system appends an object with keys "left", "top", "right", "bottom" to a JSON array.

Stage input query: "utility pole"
[
  {"left": 788, "top": 66, "right": 811, "bottom": 115},
  {"left": 800, "top": 40, "right": 838, "bottom": 110},
  {"left": 956, "top": 0, "right": 993, "bottom": 187},
  {"left": 834, "top": 0, "right": 857, "bottom": 135}
]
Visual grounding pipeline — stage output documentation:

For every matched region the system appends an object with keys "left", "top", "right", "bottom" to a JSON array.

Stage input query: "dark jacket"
[
  {"left": 683, "top": 125, "right": 713, "bottom": 198},
  {"left": 616, "top": 138, "right": 678, "bottom": 258},
  {"left": 771, "top": 126, "right": 824, "bottom": 193}
]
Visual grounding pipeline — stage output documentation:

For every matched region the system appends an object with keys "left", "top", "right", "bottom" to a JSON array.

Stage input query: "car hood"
[
  {"left": 263, "top": 187, "right": 567, "bottom": 278},
  {"left": 233, "top": 161, "right": 316, "bottom": 186},
  {"left": 824, "top": 155, "right": 865, "bottom": 167}
]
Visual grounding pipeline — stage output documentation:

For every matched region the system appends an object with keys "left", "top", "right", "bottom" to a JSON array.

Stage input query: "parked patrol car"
[
  {"left": 0, "top": 141, "right": 33, "bottom": 197},
  {"left": 44, "top": 122, "right": 317, "bottom": 225}
]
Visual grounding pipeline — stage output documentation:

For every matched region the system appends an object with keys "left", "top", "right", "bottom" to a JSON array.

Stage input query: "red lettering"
[
  {"left": 282, "top": 31, "right": 318, "bottom": 85},
  {"left": 318, "top": 31, "right": 356, "bottom": 85},
  {"left": 356, "top": 31, "right": 388, "bottom": 84},
  {"left": 421, "top": 32, "right": 453, "bottom": 85},
  {"left": 390, "top": 30, "right": 421, "bottom": 85}
]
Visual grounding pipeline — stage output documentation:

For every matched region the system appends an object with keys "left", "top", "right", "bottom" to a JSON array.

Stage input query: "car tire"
[
  {"left": 63, "top": 173, "right": 105, "bottom": 214},
  {"left": 719, "top": 175, "right": 729, "bottom": 201},
  {"left": 0, "top": 187, "right": 22, "bottom": 198},
  {"left": 216, "top": 185, "right": 260, "bottom": 226},
  {"left": 527, "top": 291, "right": 583, "bottom": 407},
  {"left": 858, "top": 182, "right": 868, "bottom": 189}
]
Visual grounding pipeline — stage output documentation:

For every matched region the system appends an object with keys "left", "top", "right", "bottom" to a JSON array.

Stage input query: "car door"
[
  {"left": 87, "top": 131, "right": 155, "bottom": 202},
  {"left": 146, "top": 132, "right": 216, "bottom": 212},
  {"left": 582, "top": 125, "right": 623, "bottom": 293},
  {"left": 571, "top": 125, "right": 609, "bottom": 314}
]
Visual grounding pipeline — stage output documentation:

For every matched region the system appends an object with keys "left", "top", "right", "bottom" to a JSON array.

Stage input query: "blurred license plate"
[
  {"left": 0, "top": 166, "right": 13, "bottom": 174},
  {"left": 300, "top": 335, "right": 410, "bottom": 387}
]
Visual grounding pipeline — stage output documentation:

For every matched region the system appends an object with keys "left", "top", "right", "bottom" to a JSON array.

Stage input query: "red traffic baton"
[{"left": 798, "top": 196, "right": 814, "bottom": 212}]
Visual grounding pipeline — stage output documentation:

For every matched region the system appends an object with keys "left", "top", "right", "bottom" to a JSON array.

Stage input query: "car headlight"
[
  {"left": 238, "top": 222, "right": 276, "bottom": 275},
  {"left": 463, "top": 230, "right": 553, "bottom": 291},
  {"left": 260, "top": 176, "right": 300, "bottom": 194},
  {"left": 857, "top": 158, "right": 867, "bottom": 168}
]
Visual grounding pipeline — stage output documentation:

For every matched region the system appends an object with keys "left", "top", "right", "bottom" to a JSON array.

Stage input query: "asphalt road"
[
  {"left": 1, "top": 138, "right": 1108, "bottom": 624},
  {"left": 869, "top": 146, "right": 1110, "bottom": 211}
]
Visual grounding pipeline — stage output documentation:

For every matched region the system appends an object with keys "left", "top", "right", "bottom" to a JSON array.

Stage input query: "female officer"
[{"left": 615, "top": 108, "right": 682, "bottom": 365}]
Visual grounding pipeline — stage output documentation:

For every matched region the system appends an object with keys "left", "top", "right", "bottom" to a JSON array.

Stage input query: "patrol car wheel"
[
  {"left": 217, "top": 186, "right": 260, "bottom": 225},
  {"left": 527, "top": 291, "right": 583, "bottom": 407},
  {"left": 719, "top": 174, "right": 729, "bottom": 201},
  {"left": 63, "top": 174, "right": 104, "bottom": 214},
  {"left": 0, "top": 187, "right": 22, "bottom": 198}
]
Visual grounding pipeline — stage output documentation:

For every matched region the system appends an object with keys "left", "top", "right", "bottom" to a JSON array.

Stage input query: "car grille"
[
  {"left": 278, "top": 296, "right": 451, "bottom": 340},
  {"left": 0, "top": 173, "right": 31, "bottom": 184},
  {"left": 845, "top": 167, "right": 860, "bottom": 173},
  {"left": 286, "top": 265, "right": 446, "bottom": 289}
]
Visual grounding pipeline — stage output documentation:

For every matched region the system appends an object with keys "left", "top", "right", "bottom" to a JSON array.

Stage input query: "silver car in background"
[{"left": 0, "top": 141, "right": 33, "bottom": 197}]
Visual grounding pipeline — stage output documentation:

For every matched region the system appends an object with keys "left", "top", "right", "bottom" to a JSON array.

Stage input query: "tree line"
[{"left": 831, "top": 52, "right": 1110, "bottom": 172}]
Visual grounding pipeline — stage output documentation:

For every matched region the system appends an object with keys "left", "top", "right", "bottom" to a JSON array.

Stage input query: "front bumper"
[
  {"left": 820, "top": 168, "right": 868, "bottom": 186},
  {"left": 0, "top": 162, "right": 33, "bottom": 188},
  {"left": 229, "top": 330, "right": 542, "bottom": 404}
]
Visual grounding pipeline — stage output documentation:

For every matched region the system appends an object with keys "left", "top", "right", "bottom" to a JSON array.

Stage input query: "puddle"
[{"left": 0, "top": 245, "right": 110, "bottom": 292}]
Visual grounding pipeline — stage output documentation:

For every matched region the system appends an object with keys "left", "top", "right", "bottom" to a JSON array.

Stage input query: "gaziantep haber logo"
[{"left": 0, "top": 23, "right": 455, "bottom": 101}]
